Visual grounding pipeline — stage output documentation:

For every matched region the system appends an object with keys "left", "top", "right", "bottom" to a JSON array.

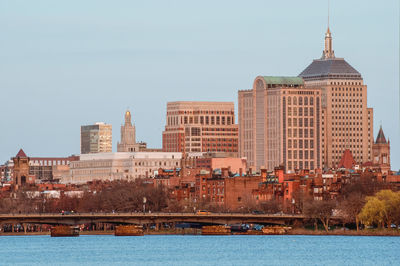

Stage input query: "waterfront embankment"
[{"left": 1, "top": 228, "right": 400, "bottom": 236}]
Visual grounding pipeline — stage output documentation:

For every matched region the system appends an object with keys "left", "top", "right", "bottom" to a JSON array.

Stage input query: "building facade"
[
  {"left": 162, "top": 101, "right": 239, "bottom": 155},
  {"left": 81, "top": 122, "right": 112, "bottom": 154},
  {"left": 63, "top": 152, "right": 182, "bottom": 184},
  {"left": 117, "top": 110, "right": 142, "bottom": 152},
  {"left": 238, "top": 77, "right": 322, "bottom": 171},
  {"left": 29, "top": 155, "right": 79, "bottom": 181},
  {"left": 12, "top": 149, "right": 35, "bottom": 188},
  {"left": 372, "top": 126, "right": 390, "bottom": 174},
  {"left": 299, "top": 27, "right": 374, "bottom": 168}
]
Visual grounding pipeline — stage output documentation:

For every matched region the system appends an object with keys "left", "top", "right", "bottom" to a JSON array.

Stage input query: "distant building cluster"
[{"left": 0, "top": 26, "right": 394, "bottom": 197}]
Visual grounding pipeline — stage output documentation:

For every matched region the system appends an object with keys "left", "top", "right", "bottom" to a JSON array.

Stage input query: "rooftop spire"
[
  {"left": 375, "top": 126, "right": 387, "bottom": 144},
  {"left": 124, "top": 110, "right": 132, "bottom": 126},
  {"left": 322, "top": 0, "right": 335, "bottom": 59}
]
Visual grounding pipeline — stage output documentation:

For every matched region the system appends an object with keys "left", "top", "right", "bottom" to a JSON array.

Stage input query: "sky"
[{"left": 0, "top": 0, "right": 399, "bottom": 169}]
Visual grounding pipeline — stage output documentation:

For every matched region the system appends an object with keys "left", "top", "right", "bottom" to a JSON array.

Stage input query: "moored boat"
[
  {"left": 201, "top": 225, "right": 231, "bottom": 235},
  {"left": 115, "top": 225, "right": 144, "bottom": 236},
  {"left": 262, "top": 226, "right": 292, "bottom": 235},
  {"left": 50, "top": 225, "right": 80, "bottom": 237}
]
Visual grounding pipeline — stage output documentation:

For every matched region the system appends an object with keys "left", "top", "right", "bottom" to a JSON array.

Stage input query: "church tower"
[
  {"left": 372, "top": 126, "right": 391, "bottom": 174},
  {"left": 12, "top": 149, "right": 35, "bottom": 189},
  {"left": 117, "top": 110, "right": 139, "bottom": 152}
]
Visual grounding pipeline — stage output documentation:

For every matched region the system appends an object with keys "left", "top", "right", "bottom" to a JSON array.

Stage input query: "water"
[{"left": 0, "top": 235, "right": 399, "bottom": 265}]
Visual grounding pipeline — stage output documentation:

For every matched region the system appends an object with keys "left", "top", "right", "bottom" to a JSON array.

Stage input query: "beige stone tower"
[
  {"left": 299, "top": 26, "right": 374, "bottom": 168},
  {"left": 372, "top": 126, "right": 390, "bottom": 174},
  {"left": 117, "top": 110, "right": 140, "bottom": 152}
]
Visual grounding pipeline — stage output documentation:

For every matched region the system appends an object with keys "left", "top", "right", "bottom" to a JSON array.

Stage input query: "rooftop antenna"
[{"left": 328, "top": 0, "right": 330, "bottom": 29}]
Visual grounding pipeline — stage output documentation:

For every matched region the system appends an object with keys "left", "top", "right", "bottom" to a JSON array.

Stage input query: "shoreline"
[{"left": 1, "top": 228, "right": 400, "bottom": 237}]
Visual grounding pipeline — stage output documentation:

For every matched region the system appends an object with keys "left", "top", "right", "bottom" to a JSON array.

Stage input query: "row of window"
[
  {"left": 288, "top": 139, "right": 314, "bottom": 149},
  {"left": 287, "top": 107, "right": 314, "bottom": 116},
  {"left": 287, "top": 96, "right": 314, "bottom": 106},
  {"left": 287, "top": 150, "right": 314, "bottom": 159},
  {"left": 168, "top": 116, "right": 234, "bottom": 126},
  {"left": 287, "top": 128, "right": 314, "bottom": 138},
  {"left": 287, "top": 161, "right": 315, "bottom": 170},
  {"left": 287, "top": 118, "right": 314, "bottom": 127}
]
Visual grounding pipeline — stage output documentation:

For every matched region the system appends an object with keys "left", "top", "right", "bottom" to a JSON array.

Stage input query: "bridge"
[{"left": 0, "top": 213, "right": 307, "bottom": 226}]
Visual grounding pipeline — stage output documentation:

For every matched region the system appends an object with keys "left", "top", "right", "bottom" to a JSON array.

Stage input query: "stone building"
[
  {"left": 299, "top": 26, "right": 374, "bottom": 168},
  {"left": 12, "top": 149, "right": 35, "bottom": 188},
  {"left": 162, "top": 101, "right": 238, "bottom": 156},
  {"left": 372, "top": 126, "right": 391, "bottom": 174},
  {"left": 238, "top": 77, "right": 322, "bottom": 171},
  {"left": 81, "top": 122, "right": 112, "bottom": 154},
  {"left": 62, "top": 152, "right": 182, "bottom": 184}
]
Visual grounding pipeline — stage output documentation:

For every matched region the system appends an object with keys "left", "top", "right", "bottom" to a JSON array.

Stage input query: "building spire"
[
  {"left": 125, "top": 109, "right": 132, "bottom": 126},
  {"left": 322, "top": 0, "right": 335, "bottom": 59}
]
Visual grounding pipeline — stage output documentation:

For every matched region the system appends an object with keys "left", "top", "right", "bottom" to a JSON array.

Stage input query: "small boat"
[
  {"left": 262, "top": 226, "right": 292, "bottom": 235},
  {"left": 201, "top": 225, "right": 231, "bottom": 235},
  {"left": 115, "top": 225, "right": 144, "bottom": 236},
  {"left": 51, "top": 225, "right": 80, "bottom": 237}
]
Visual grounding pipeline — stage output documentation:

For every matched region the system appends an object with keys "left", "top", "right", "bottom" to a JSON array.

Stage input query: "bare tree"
[{"left": 303, "top": 200, "right": 336, "bottom": 232}]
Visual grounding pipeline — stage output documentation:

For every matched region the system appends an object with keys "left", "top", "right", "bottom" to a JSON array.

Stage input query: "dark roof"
[
  {"left": 299, "top": 58, "right": 362, "bottom": 81},
  {"left": 375, "top": 127, "right": 387, "bottom": 144},
  {"left": 16, "top": 149, "right": 27, "bottom": 158}
]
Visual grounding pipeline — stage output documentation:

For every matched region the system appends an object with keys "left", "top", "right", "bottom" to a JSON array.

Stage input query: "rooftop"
[
  {"left": 299, "top": 58, "right": 362, "bottom": 81},
  {"left": 261, "top": 76, "right": 304, "bottom": 86}
]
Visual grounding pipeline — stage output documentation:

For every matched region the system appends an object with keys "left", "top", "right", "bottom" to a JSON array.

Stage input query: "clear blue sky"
[{"left": 0, "top": 0, "right": 399, "bottom": 169}]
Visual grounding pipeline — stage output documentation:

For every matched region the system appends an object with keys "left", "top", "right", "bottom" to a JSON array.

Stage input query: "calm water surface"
[{"left": 0, "top": 235, "right": 399, "bottom": 265}]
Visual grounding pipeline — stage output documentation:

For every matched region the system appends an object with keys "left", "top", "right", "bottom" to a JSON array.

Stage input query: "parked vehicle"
[{"left": 196, "top": 210, "right": 211, "bottom": 215}]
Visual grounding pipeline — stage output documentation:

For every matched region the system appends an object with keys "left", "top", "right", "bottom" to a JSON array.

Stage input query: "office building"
[
  {"left": 162, "top": 101, "right": 238, "bottom": 156},
  {"left": 81, "top": 122, "right": 112, "bottom": 154}
]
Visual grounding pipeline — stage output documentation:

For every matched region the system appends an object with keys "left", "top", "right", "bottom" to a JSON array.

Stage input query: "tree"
[
  {"left": 358, "top": 196, "right": 385, "bottom": 228},
  {"left": 303, "top": 200, "right": 336, "bottom": 232},
  {"left": 338, "top": 192, "right": 365, "bottom": 231},
  {"left": 358, "top": 190, "right": 400, "bottom": 228},
  {"left": 260, "top": 200, "right": 281, "bottom": 214}
]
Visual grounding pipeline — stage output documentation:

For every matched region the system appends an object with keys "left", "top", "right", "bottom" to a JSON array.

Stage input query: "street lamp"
[{"left": 143, "top": 197, "right": 147, "bottom": 213}]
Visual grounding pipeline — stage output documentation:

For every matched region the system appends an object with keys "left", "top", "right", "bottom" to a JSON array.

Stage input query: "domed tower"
[
  {"left": 117, "top": 110, "right": 139, "bottom": 152},
  {"left": 299, "top": 24, "right": 374, "bottom": 169},
  {"left": 372, "top": 126, "right": 391, "bottom": 174}
]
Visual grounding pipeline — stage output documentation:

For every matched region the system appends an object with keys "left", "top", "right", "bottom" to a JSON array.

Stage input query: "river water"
[{"left": 0, "top": 235, "right": 399, "bottom": 265}]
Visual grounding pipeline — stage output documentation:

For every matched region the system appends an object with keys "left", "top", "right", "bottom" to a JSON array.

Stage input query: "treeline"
[{"left": 0, "top": 180, "right": 170, "bottom": 214}]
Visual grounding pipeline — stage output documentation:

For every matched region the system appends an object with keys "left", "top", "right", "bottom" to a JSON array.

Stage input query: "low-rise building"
[{"left": 63, "top": 152, "right": 182, "bottom": 184}]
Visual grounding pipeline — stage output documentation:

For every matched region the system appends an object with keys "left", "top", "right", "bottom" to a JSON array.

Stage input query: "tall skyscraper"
[
  {"left": 117, "top": 110, "right": 141, "bottom": 152},
  {"left": 238, "top": 77, "right": 322, "bottom": 171},
  {"left": 299, "top": 26, "right": 374, "bottom": 168},
  {"left": 162, "top": 101, "right": 238, "bottom": 155},
  {"left": 80, "top": 122, "right": 112, "bottom": 154}
]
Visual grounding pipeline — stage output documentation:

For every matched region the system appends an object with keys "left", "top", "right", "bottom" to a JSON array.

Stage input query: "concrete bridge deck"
[{"left": 0, "top": 213, "right": 308, "bottom": 226}]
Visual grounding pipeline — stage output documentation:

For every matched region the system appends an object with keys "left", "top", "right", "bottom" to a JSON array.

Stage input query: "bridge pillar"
[{"left": 23, "top": 223, "right": 27, "bottom": 234}]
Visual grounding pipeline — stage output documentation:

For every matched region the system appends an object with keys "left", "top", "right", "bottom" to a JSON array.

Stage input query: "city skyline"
[{"left": 0, "top": 1, "right": 398, "bottom": 169}]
